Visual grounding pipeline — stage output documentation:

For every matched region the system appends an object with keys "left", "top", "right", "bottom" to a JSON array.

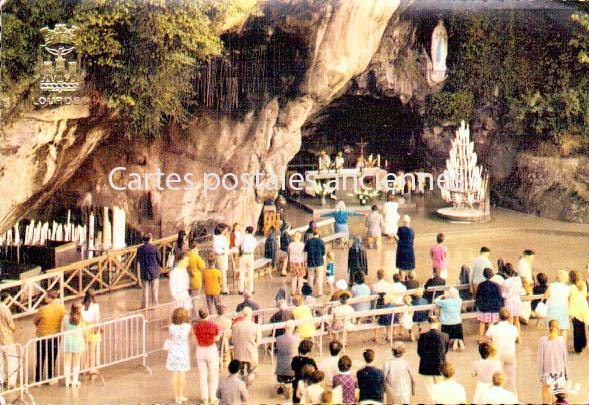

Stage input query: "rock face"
[
  {"left": 0, "top": 0, "right": 410, "bottom": 236},
  {"left": 0, "top": 102, "right": 115, "bottom": 232},
  {"left": 494, "top": 154, "right": 589, "bottom": 224}
]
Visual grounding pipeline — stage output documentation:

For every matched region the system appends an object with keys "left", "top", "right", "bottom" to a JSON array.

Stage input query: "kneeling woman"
[{"left": 434, "top": 287, "right": 465, "bottom": 351}]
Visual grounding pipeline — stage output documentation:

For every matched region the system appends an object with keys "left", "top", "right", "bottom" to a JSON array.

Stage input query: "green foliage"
[
  {"left": 1, "top": 0, "right": 261, "bottom": 138},
  {"left": 425, "top": 9, "right": 589, "bottom": 154}
]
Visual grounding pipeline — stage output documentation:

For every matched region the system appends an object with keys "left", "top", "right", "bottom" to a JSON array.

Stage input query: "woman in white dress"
[
  {"left": 169, "top": 254, "right": 193, "bottom": 312},
  {"left": 383, "top": 193, "right": 400, "bottom": 238}
]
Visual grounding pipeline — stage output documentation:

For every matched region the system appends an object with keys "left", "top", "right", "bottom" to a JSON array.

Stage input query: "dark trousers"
[
  {"left": 35, "top": 337, "right": 59, "bottom": 382},
  {"left": 572, "top": 318, "right": 587, "bottom": 353},
  {"left": 205, "top": 295, "right": 221, "bottom": 315}
]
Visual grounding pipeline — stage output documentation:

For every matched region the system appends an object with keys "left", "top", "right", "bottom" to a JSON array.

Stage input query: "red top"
[{"left": 193, "top": 320, "right": 219, "bottom": 347}]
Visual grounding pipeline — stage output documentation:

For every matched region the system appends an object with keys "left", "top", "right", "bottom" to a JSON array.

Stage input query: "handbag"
[{"left": 534, "top": 301, "right": 548, "bottom": 318}]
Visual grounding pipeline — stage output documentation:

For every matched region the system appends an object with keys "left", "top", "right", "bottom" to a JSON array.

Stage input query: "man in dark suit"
[
  {"left": 137, "top": 232, "right": 162, "bottom": 309},
  {"left": 417, "top": 315, "right": 449, "bottom": 398},
  {"left": 356, "top": 348, "right": 385, "bottom": 403}
]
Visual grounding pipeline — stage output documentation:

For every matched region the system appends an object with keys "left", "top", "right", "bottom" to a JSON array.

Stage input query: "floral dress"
[{"left": 166, "top": 323, "right": 191, "bottom": 372}]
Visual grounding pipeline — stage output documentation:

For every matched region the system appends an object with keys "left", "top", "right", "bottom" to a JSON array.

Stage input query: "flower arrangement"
[
  {"left": 354, "top": 188, "right": 380, "bottom": 205},
  {"left": 314, "top": 181, "right": 336, "bottom": 198}
]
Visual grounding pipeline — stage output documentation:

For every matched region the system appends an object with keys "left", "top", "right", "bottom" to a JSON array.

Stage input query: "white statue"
[{"left": 427, "top": 19, "right": 448, "bottom": 85}]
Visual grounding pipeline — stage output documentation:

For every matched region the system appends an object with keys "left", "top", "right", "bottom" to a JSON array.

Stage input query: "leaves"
[{"left": 1, "top": 0, "right": 261, "bottom": 139}]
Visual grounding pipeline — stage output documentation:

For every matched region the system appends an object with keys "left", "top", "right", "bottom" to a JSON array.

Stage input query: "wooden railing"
[{"left": 0, "top": 220, "right": 337, "bottom": 319}]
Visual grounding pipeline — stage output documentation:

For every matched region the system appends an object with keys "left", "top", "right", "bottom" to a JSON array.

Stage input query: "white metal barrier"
[
  {"left": 23, "top": 314, "right": 150, "bottom": 402},
  {"left": 0, "top": 343, "right": 31, "bottom": 404}
]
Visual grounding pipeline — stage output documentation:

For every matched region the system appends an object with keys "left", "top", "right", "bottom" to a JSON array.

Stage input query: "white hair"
[
  {"left": 402, "top": 215, "right": 411, "bottom": 225},
  {"left": 336, "top": 201, "right": 346, "bottom": 211}
]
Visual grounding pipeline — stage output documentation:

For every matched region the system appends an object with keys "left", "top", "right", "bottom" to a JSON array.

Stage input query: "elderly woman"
[
  {"left": 320, "top": 201, "right": 365, "bottom": 240},
  {"left": 435, "top": 287, "right": 464, "bottom": 351},
  {"left": 475, "top": 268, "right": 503, "bottom": 341},
  {"left": 395, "top": 215, "right": 415, "bottom": 279},
  {"left": 545, "top": 270, "right": 571, "bottom": 341},
  {"left": 275, "top": 320, "right": 300, "bottom": 399},
  {"left": 568, "top": 270, "right": 589, "bottom": 353},
  {"left": 347, "top": 236, "right": 368, "bottom": 286}
]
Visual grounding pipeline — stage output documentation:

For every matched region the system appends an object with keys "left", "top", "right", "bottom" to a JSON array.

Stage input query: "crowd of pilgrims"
[
  {"left": 19, "top": 200, "right": 586, "bottom": 404},
  {"left": 147, "top": 200, "right": 589, "bottom": 404}
]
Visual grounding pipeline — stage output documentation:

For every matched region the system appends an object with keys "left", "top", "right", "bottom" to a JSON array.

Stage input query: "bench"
[{"left": 253, "top": 258, "right": 273, "bottom": 280}]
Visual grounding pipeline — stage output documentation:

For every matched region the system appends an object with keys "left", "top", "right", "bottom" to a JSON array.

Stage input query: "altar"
[{"left": 303, "top": 167, "right": 388, "bottom": 197}]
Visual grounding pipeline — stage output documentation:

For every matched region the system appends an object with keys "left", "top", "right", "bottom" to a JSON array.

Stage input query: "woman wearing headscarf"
[
  {"left": 264, "top": 227, "right": 279, "bottom": 273},
  {"left": 320, "top": 201, "right": 365, "bottom": 241},
  {"left": 303, "top": 221, "right": 316, "bottom": 243},
  {"left": 347, "top": 236, "right": 368, "bottom": 286},
  {"left": 434, "top": 287, "right": 465, "bottom": 351},
  {"left": 395, "top": 215, "right": 415, "bottom": 280}
]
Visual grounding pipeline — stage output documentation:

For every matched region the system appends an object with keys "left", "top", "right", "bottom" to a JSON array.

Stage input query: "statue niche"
[{"left": 426, "top": 19, "right": 448, "bottom": 86}]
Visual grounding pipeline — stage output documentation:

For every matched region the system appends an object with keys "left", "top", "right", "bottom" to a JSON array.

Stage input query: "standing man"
[
  {"left": 137, "top": 232, "right": 162, "bottom": 309},
  {"left": 213, "top": 224, "right": 230, "bottom": 295},
  {"left": 517, "top": 249, "right": 535, "bottom": 284},
  {"left": 429, "top": 362, "right": 467, "bottom": 404},
  {"left": 0, "top": 292, "right": 17, "bottom": 388},
  {"left": 357, "top": 349, "right": 385, "bottom": 403},
  {"left": 304, "top": 231, "right": 326, "bottom": 297},
  {"left": 231, "top": 307, "right": 261, "bottom": 385},
  {"left": 239, "top": 226, "right": 256, "bottom": 294},
  {"left": 193, "top": 307, "right": 220, "bottom": 404},
  {"left": 486, "top": 308, "right": 519, "bottom": 397},
  {"left": 366, "top": 205, "right": 385, "bottom": 249},
  {"left": 34, "top": 290, "right": 65, "bottom": 384},
  {"left": 470, "top": 246, "right": 492, "bottom": 295},
  {"left": 417, "top": 316, "right": 449, "bottom": 397}
]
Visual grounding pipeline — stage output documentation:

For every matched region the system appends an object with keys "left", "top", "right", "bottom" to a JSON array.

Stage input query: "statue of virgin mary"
[{"left": 427, "top": 19, "right": 448, "bottom": 85}]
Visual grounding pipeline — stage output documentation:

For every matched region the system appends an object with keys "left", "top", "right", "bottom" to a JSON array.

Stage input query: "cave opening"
[{"left": 293, "top": 95, "right": 425, "bottom": 173}]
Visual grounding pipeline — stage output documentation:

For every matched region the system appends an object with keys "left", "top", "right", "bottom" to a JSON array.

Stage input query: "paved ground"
[{"left": 8, "top": 201, "right": 589, "bottom": 404}]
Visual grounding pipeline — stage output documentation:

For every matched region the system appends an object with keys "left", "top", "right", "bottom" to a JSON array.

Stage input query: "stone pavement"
[{"left": 9, "top": 205, "right": 589, "bottom": 404}]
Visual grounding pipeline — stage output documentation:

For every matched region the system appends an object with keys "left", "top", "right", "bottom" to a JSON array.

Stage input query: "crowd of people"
[{"left": 2, "top": 200, "right": 586, "bottom": 405}]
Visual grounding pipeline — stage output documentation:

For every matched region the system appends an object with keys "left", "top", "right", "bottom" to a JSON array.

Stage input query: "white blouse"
[{"left": 82, "top": 303, "right": 100, "bottom": 324}]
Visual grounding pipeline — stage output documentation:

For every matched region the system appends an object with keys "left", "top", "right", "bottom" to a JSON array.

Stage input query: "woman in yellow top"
[
  {"left": 568, "top": 270, "right": 589, "bottom": 353},
  {"left": 292, "top": 295, "right": 316, "bottom": 339},
  {"left": 185, "top": 242, "right": 206, "bottom": 302}
]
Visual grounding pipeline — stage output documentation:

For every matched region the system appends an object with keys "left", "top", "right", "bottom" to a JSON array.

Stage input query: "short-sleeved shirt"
[
  {"left": 193, "top": 320, "right": 219, "bottom": 347},
  {"left": 431, "top": 244, "right": 448, "bottom": 270},
  {"left": 203, "top": 267, "right": 222, "bottom": 295},
  {"left": 486, "top": 321, "right": 518, "bottom": 355},
  {"left": 36, "top": 302, "right": 66, "bottom": 337}
]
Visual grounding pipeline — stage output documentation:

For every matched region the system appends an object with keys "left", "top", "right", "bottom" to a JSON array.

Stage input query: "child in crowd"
[
  {"left": 305, "top": 370, "right": 325, "bottom": 404},
  {"left": 63, "top": 302, "right": 85, "bottom": 387},
  {"left": 165, "top": 308, "right": 191, "bottom": 404},
  {"left": 296, "top": 364, "right": 316, "bottom": 404},
  {"left": 202, "top": 252, "right": 222, "bottom": 315},
  {"left": 217, "top": 360, "right": 248, "bottom": 405},
  {"left": 430, "top": 233, "right": 448, "bottom": 279},
  {"left": 291, "top": 340, "right": 317, "bottom": 404},
  {"left": 332, "top": 355, "right": 357, "bottom": 405},
  {"left": 326, "top": 251, "right": 335, "bottom": 297},
  {"left": 471, "top": 342, "right": 502, "bottom": 403},
  {"left": 302, "top": 284, "right": 316, "bottom": 306},
  {"left": 384, "top": 342, "right": 414, "bottom": 404}
]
